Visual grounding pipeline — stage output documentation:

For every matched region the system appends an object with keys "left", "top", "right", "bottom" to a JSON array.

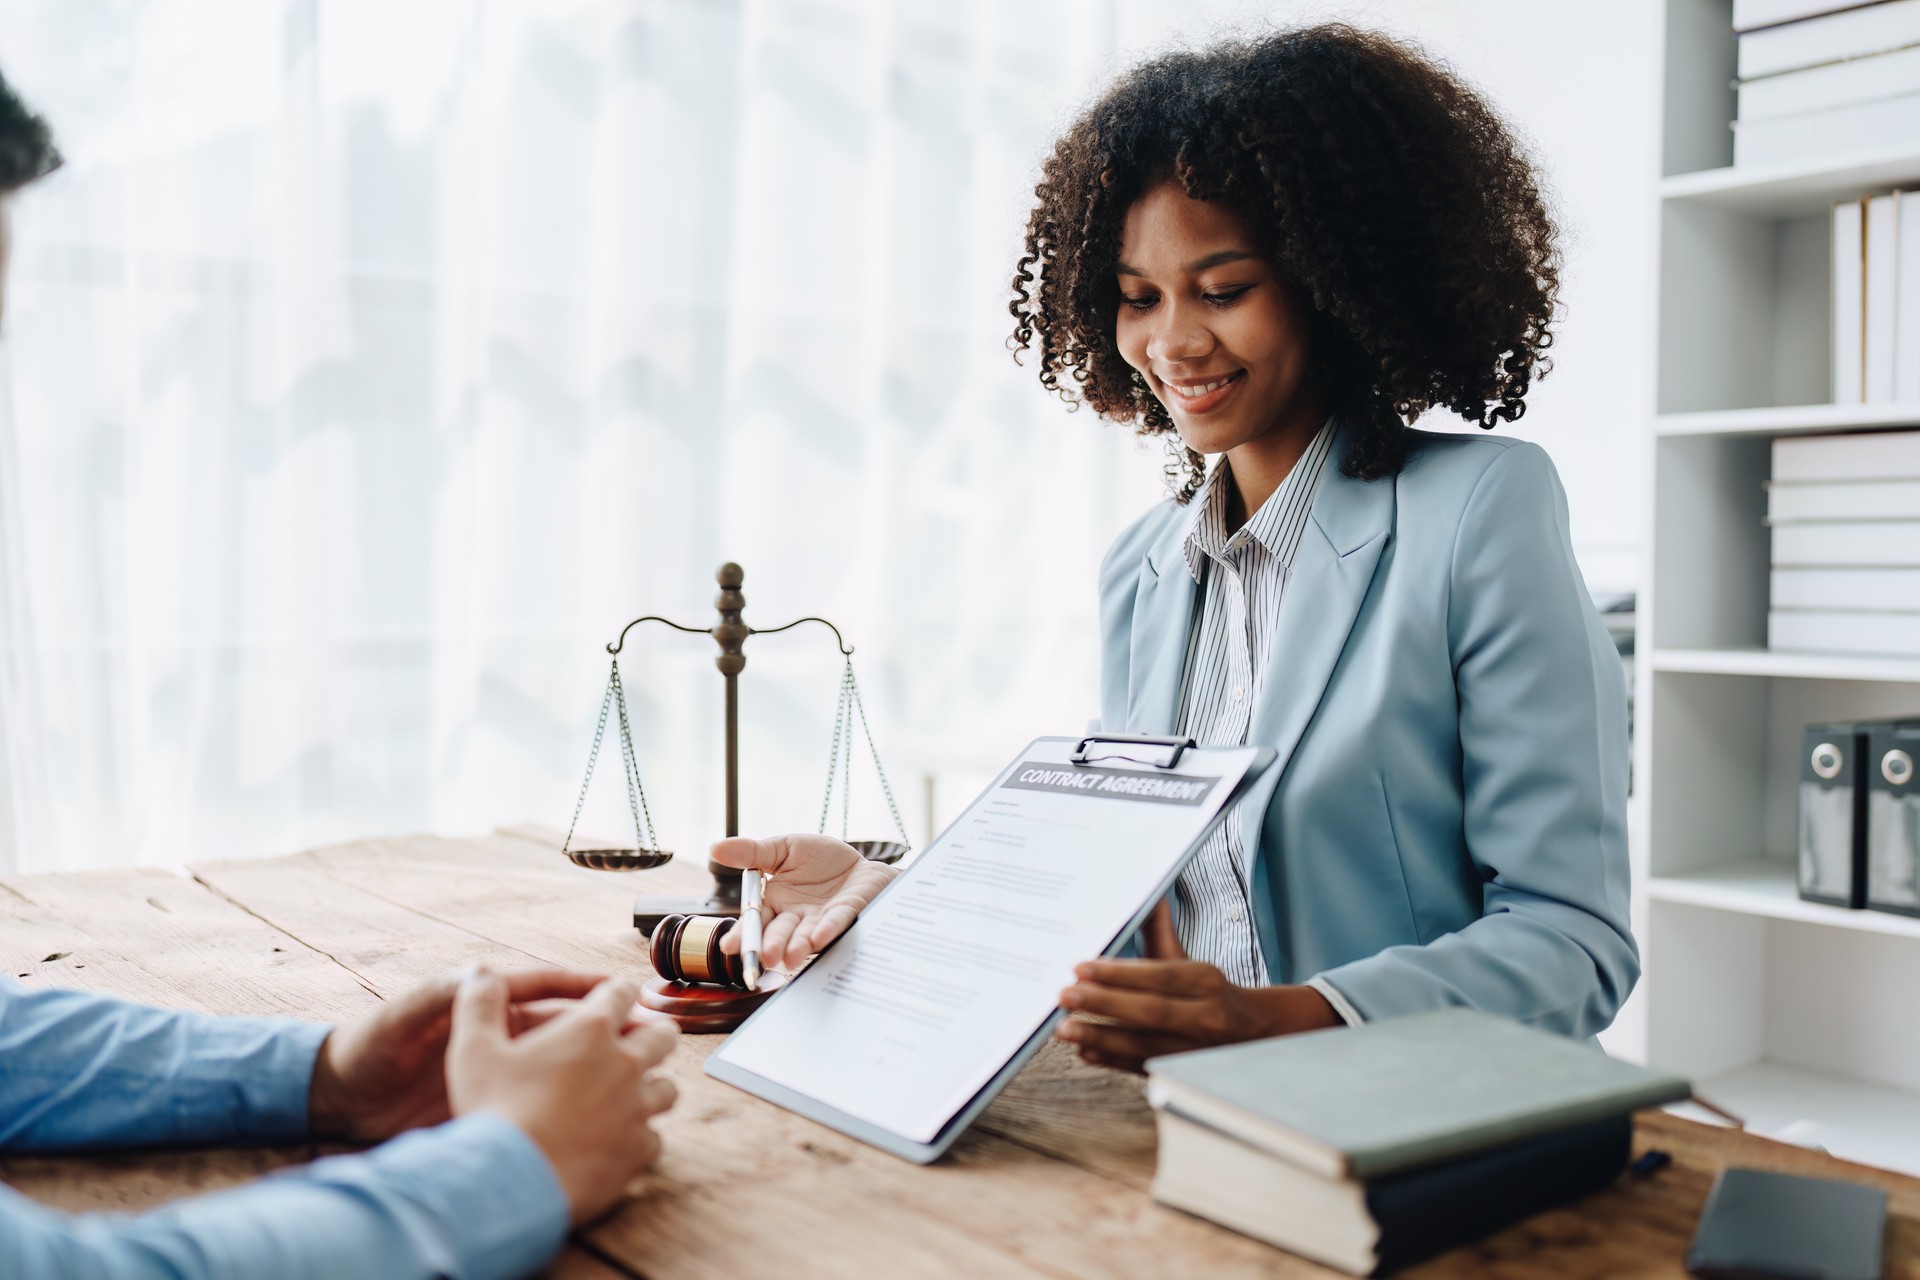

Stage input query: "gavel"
[
  {"left": 641, "top": 912, "right": 787, "bottom": 1031},
  {"left": 648, "top": 913, "right": 753, "bottom": 990}
]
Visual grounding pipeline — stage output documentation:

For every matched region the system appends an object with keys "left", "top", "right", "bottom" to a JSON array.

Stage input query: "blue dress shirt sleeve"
[
  {"left": 0, "top": 982, "right": 328, "bottom": 1150},
  {"left": 1, "top": 1114, "right": 570, "bottom": 1280},
  {"left": 0, "top": 982, "right": 572, "bottom": 1279}
]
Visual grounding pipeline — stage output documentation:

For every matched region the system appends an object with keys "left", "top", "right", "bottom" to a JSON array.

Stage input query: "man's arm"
[
  {"left": 0, "top": 982, "right": 328, "bottom": 1151},
  {"left": 0, "top": 972, "right": 678, "bottom": 1279},
  {"left": 0, "top": 980, "right": 569, "bottom": 1278},
  {"left": 1, "top": 1113, "right": 568, "bottom": 1280}
]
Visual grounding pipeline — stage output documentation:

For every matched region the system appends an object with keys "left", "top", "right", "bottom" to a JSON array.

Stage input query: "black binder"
[
  {"left": 1867, "top": 722, "right": 1920, "bottom": 918},
  {"left": 1799, "top": 721, "right": 1868, "bottom": 909}
]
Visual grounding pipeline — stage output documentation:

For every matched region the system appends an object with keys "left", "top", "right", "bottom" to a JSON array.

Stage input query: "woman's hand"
[
  {"left": 710, "top": 835, "right": 898, "bottom": 970},
  {"left": 1054, "top": 901, "right": 1342, "bottom": 1073}
]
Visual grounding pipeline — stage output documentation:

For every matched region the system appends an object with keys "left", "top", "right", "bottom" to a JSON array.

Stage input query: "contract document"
[{"left": 707, "top": 735, "right": 1271, "bottom": 1162}]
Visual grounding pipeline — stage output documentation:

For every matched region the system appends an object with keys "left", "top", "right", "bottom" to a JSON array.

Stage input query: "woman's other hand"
[
  {"left": 710, "top": 835, "right": 898, "bottom": 970},
  {"left": 1054, "top": 900, "right": 1342, "bottom": 1073}
]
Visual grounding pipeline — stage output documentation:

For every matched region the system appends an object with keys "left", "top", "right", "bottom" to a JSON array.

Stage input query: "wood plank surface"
[
  {"left": 0, "top": 867, "right": 379, "bottom": 1021},
  {"left": 5, "top": 832, "right": 1920, "bottom": 1279}
]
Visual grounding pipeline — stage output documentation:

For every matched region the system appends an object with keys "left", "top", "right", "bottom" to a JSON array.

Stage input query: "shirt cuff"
[
  {"left": 352, "top": 1113, "right": 570, "bottom": 1280},
  {"left": 1307, "top": 975, "right": 1366, "bottom": 1026},
  {"left": 176, "top": 1016, "right": 333, "bottom": 1142}
]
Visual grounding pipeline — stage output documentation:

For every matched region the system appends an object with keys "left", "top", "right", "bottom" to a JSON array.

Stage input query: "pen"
[{"left": 741, "top": 867, "right": 764, "bottom": 991}]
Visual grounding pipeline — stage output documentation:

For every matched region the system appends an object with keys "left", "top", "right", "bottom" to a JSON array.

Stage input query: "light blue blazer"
[{"left": 1098, "top": 425, "right": 1636, "bottom": 1039}]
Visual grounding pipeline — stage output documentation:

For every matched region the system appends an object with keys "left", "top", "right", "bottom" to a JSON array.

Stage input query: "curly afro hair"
[
  {"left": 1009, "top": 24, "right": 1560, "bottom": 501},
  {"left": 0, "top": 68, "right": 60, "bottom": 192}
]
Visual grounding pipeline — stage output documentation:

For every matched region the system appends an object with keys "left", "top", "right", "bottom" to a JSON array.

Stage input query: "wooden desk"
[{"left": 4, "top": 831, "right": 1917, "bottom": 1279}]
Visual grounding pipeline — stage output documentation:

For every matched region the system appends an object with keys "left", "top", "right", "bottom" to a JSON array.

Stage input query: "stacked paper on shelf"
[
  {"left": 1734, "top": 0, "right": 1920, "bottom": 166},
  {"left": 1770, "top": 430, "right": 1920, "bottom": 655},
  {"left": 1831, "top": 193, "right": 1920, "bottom": 405}
]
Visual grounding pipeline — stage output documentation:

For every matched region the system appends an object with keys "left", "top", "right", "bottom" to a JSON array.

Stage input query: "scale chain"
[
  {"left": 814, "top": 656, "right": 910, "bottom": 846},
  {"left": 817, "top": 662, "right": 852, "bottom": 837},
  {"left": 845, "top": 658, "right": 911, "bottom": 845},
  {"left": 559, "top": 658, "right": 662, "bottom": 858},
  {"left": 560, "top": 671, "right": 616, "bottom": 858},
  {"left": 610, "top": 660, "right": 663, "bottom": 852},
  {"left": 839, "top": 666, "right": 852, "bottom": 839}
]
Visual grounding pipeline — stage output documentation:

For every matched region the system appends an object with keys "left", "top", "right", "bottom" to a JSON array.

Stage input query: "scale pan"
[
  {"left": 566, "top": 847, "right": 675, "bottom": 872},
  {"left": 847, "top": 839, "right": 908, "bottom": 865}
]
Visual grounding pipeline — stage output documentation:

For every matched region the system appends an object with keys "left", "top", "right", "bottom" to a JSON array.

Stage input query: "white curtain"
[
  {"left": 0, "top": 0, "right": 1659, "bottom": 875},
  {"left": 0, "top": 0, "right": 1169, "bottom": 874}
]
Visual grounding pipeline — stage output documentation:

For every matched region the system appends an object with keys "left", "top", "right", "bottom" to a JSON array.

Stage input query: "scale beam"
[
  {"left": 749, "top": 616, "right": 854, "bottom": 656},
  {"left": 606, "top": 612, "right": 853, "bottom": 660},
  {"left": 608, "top": 563, "right": 875, "bottom": 933}
]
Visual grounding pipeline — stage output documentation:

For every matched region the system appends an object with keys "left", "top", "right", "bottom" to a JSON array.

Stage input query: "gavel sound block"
[{"left": 640, "top": 913, "right": 786, "bottom": 1033}]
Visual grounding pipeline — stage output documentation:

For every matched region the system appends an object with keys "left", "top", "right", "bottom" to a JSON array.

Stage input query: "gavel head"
[{"left": 648, "top": 913, "right": 750, "bottom": 989}]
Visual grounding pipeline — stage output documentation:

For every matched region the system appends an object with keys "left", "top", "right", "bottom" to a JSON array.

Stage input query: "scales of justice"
[{"left": 557, "top": 563, "right": 910, "bottom": 1027}]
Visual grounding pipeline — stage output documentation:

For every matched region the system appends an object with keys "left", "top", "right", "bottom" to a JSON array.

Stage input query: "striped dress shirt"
[{"left": 1171, "top": 420, "right": 1363, "bottom": 1024}]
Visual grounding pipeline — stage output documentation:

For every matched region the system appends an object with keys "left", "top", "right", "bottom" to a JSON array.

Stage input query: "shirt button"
[
  {"left": 1231, "top": 687, "right": 1246, "bottom": 702},
  {"left": 1228, "top": 907, "right": 1244, "bottom": 922}
]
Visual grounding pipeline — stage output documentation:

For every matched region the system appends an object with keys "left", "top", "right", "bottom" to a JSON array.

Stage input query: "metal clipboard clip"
[{"left": 1069, "top": 733, "right": 1196, "bottom": 769}]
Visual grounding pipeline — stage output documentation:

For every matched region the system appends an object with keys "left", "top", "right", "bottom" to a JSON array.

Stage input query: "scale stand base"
[{"left": 633, "top": 893, "right": 739, "bottom": 935}]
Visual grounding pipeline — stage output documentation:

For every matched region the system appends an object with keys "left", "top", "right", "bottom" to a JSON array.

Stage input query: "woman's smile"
[{"left": 1159, "top": 368, "right": 1246, "bottom": 414}]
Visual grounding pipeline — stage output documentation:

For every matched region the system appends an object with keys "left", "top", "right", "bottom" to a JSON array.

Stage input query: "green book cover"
[{"left": 1145, "top": 1007, "right": 1690, "bottom": 1180}]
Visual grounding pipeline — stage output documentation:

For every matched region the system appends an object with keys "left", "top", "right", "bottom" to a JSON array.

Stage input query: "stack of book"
[
  {"left": 1770, "top": 430, "right": 1920, "bottom": 656},
  {"left": 1833, "top": 191, "right": 1920, "bottom": 404},
  {"left": 1145, "top": 1009, "right": 1690, "bottom": 1276},
  {"left": 1733, "top": 1, "right": 1920, "bottom": 167},
  {"left": 1743, "top": 0, "right": 1920, "bottom": 167}
]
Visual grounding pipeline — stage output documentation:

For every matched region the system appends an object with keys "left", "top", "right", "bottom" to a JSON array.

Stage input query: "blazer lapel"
[
  {"left": 1238, "top": 448, "right": 1395, "bottom": 852},
  {"left": 1125, "top": 526, "right": 1198, "bottom": 734}
]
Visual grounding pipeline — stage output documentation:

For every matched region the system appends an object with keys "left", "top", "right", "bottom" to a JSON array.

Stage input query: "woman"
[{"left": 717, "top": 25, "right": 1634, "bottom": 1071}]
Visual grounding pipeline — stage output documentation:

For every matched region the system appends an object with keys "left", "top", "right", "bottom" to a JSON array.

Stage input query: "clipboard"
[{"left": 705, "top": 734, "right": 1277, "bottom": 1163}]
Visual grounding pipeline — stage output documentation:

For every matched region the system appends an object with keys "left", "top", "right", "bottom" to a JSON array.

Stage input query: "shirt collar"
[{"left": 1181, "top": 417, "right": 1337, "bottom": 584}]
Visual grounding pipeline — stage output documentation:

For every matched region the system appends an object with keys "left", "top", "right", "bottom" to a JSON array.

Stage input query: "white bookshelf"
[
  {"left": 1656, "top": 402, "right": 1920, "bottom": 437},
  {"left": 1635, "top": 0, "right": 1920, "bottom": 1175},
  {"left": 1659, "top": 142, "right": 1920, "bottom": 217},
  {"left": 1648, "top": 858, "right": 1920, "bottom": 941},
  {"left": 1651, "top": 647, "right": 1920, "bottom": 682}
]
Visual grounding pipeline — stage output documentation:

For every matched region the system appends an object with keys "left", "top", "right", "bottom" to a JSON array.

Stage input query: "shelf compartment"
[
  {"left": 1644, "top": 900, "right": 1920, "bottom": 1164},
  {"left": 1661, "top": 143, "right": 1920, "bottom": 218},
  {"left": 1646, "top": 670, "right": 1920, "bottom": 876},
  {"left": 1650, "top": 648, "right": 1920, "bottom": 683},
  {"left": 1647, "top": 857, "right": 1920, "bottom": 940},
  {"left": 1650, "top": 435, "right": 1770, "bottom": 650},
  {"left": 1657, "top": 201, "right": 1830, "bottom": 414},
  {"left": 1674, "top": 1061, "right": 1920, "bottom": 1178},
  {"left": 1656, "top": 402, "right": 1920, "bottom": 437}
]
